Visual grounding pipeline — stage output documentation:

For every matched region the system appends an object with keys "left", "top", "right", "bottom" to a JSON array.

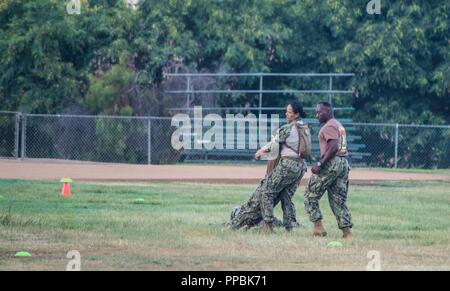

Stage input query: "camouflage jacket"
[{"left": 262, "top": 120, "right": 305, "bottom": 154}]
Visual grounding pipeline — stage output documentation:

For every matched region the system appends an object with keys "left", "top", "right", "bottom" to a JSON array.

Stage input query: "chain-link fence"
[
  {"left": 396, "top": 124, "right": 450, "bottom": 169},
  {"left": 23, "top": 114, "right": 151, "bottom": 164},
  {"left": 0, "top": 111, "right": 19, "bottom": 159},
  {"left": 343, "top": 123, "right": 450, "bottom": 168},
  {"left": 1, "top": 112, "right": 449, "bottom": 169}
]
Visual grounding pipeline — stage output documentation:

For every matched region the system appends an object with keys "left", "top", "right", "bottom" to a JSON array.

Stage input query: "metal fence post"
[
  {"left": 328, "top": 75, "right": 333, "bottom": 105},
  {"left": 394, "top": 123, "right": 399, "bottom": 168},
  {"left": 259, "top": 75, "right": 263, "bottom": 117},
  {"left": 148, "top": 118, "right": 152, "bottom": 165},
  {"left": 14, "top": 113, "right": 21, "bottom": 159},
  {"left": 21, "top": 113, "right": 27, "bottom": 159},
  {"left": 186, "top": 76, "right": 191, "bottom": 109}
]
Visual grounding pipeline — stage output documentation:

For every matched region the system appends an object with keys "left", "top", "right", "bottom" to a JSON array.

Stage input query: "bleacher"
[
  {"left": 166, "top": 72, "right": 369, "bottom": 165},
  {"left": 180, "top": 118, "right": 371, "bottom": 166}
]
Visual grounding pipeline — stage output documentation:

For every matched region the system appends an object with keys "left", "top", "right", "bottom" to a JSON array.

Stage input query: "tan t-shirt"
[{"left": 318, "top": 119, "right": 348, "bottom": 158}]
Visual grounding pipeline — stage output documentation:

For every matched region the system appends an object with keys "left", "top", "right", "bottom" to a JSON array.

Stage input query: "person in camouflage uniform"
[
  {"left": 229, "top": 102, "right": 308, "bottom": 232},
  {"left": 229, "top": 168, "right": 304, "bottom": 230},
  {"left": 304, "top": 101, "right": 353, "bottom": 238}
]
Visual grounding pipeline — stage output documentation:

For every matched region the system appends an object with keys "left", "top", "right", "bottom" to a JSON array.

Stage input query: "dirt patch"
[{"left": 0, "top": 158, "right": 449, "bottom": 184}]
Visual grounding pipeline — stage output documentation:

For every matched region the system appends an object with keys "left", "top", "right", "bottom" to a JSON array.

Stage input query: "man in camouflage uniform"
[
  {"left": 304, "top": 102, "right": 353, "bottom": 238},
  {"left": 229, "top": 103, "right": 308, "bottom": 232}
]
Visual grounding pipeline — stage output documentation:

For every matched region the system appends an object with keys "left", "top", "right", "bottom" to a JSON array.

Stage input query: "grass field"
[{"left": 0, "top": 179, "right": 449, "bottom": 271}]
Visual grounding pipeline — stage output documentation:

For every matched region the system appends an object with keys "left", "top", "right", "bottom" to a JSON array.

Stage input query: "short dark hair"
[
  {"left": 289, "top": 101, "right": 307, "bottom": 118},
  {"left": 318, "top": 101, "right": 332, "bottom": 109}
]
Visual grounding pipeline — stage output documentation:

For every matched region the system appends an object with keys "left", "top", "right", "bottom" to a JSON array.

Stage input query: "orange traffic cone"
[{"left": 60, "top": 178, "right": 73, "bottom": 197}]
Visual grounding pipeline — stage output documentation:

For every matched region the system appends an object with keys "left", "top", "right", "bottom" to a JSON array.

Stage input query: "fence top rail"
[
  {"left": 0, "top": 110, "right": 19, "bottom": 114},
  {"left": 5, "top": 112, "right": 450, "bottom": 128},
  {"left": 397, "top": 124, "right": 450, "bottom": 129},
  {"left": 343, "top": 122, "right": 450, "bottom": 129},
  {"left": 165, "top": 89, "right": 354, "bottom": 94},
  {"left": 23, "top": 113, "right": 173, "bottom": 121},
  {"left": 165, "top": 73, "right": 356, "bottom": 77}
]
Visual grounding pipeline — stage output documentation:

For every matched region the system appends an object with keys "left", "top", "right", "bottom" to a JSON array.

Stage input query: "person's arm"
[
  {"left": 255, "top": 125, "right": 291, "bottom": 159},
  {"left": 320, "top": 139, "right": 339, "bottom": 165},
  {"left": 311, "top": 124, "right": 340, "bottom": 174},
  {"left": 311, "top": 139, "right": 338, "bottom": 174},
  {"left": 255, "top": 136, "right": 277, "bottom": 159},
  {"left": 255, "top": 146, "right": 270, "bottom": 160}
]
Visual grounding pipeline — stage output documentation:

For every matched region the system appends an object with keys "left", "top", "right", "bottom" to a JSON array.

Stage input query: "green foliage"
[
  {"left": 0, "top": 0, "right": 87, "bottom": 113},
  {"left": 94, "top": 118, "right": 147, "bottom": 164},
  {"left": 0, "top": 113, "right": 16, "bottom": 157},
  {"left": 86, "top": 64, "right": 135, "bottom": 115},
  {"left": 1, "top": 0, "right": 448, "bottom": 122},
  {"left": 324, "top": 1, "right": 450, "bottom": 124}
]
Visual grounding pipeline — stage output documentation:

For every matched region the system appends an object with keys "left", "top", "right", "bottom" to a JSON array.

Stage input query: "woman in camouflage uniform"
[{"left": 229, "top": 102, "right": 309, "bottom": 232}]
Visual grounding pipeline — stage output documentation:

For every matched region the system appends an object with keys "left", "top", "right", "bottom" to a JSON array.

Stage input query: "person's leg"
[
  {"left": 304, "top": 176, "right": 330, "bottom": 223},
  {"left": 327, "top": 158, "right": 353, "bottom": 237},
  {"left": 304, "top": 158, "right": 339, "bottom": 236},
  {"left": 279, "top": 184, "right": 298, "bottom": 230},
  {"left": 260, "top": 159, "right": 302, "bottom": 228},
  {"left": 229, "top": 179, "right": 265, "bottom": 229},
  {"left": 280, "top": 162, "right": 307, "bottom": 229}
]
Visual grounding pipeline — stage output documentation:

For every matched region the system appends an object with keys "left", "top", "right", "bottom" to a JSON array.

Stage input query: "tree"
[
  {"left": 1, "top": 0, "right": 448, "bottom": 124},
  {"left": 0, "top": 0, "right": 88, "bottom": 113}
]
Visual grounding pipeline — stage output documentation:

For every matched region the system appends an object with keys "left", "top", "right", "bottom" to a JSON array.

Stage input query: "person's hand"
[
  {"left": 255, "top": 149, "right": 264, "bottom": 160},
  {"left": 255, "top": 148, "right": 268, "bottom": 160},
  {"left": 311, "top": 165, "right": 321, "bottom": 174}
]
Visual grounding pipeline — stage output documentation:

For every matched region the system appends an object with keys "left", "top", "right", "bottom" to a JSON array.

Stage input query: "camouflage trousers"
[
  {"left": 304, "top": 156, "right": 353, "bottom": 229},
  {"left": 230, "top": 158, "right": 307, "bottom": 229}
]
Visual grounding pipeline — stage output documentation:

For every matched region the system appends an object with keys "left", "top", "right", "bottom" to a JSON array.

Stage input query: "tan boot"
[
  {"left": 342, "top": 227, "right": 353, "bottom": 239},
  {"left": 313, "top": 220, "right": 327, "bottom": 237}
]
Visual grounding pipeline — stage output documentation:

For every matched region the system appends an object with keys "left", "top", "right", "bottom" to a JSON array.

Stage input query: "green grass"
[{"left": 0, "top": 179, "right": 449, "bottom": 270}]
